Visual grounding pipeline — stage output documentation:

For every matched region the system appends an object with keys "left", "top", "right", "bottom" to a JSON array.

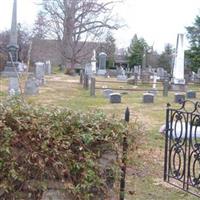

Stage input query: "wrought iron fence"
[{"left": 164, "top": 100, "right": 200, "bottom": 197}]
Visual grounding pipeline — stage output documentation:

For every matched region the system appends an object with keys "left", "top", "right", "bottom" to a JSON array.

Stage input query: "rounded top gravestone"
[{"left": 99, "top": 52, "right": 107, "bottom": 70}]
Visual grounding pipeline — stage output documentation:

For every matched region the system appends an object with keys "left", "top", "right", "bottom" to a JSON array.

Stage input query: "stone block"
[
  {"left": 143, "top": 93, "right": 154, "bottom": 103},
  {"left": 187, "top": 91, "right": 196, "bottom": 99},
  {"left": 174, "top": 93, "right": 185, "bottom": 103},
  {"left": 110, "top": 93, "right": 121, "bottom": 103}
]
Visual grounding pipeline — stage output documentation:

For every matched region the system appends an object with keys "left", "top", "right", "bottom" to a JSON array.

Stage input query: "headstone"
[
  {"left": 103, "top": 89, "right": 113, "bottom": 98},
  {"left": 8, "top": 77, "right": 19, "bottom": 95},
  {"left": 45, "top": 60, "right": 51, "bottom": 75},
  {"left": 143, "top": 93, "right": 154, "bottom": 103},
  {"left": 35, "top": 62, "right": 45, "bottom": 86},
  {"left": 24, "top": 75, "right": 39, "bottom": 95},
  {"left": 110, "top": 93, "right": 121, "bottom": 103},
  {"left": 172, "top": 34, "right": 185, "bottom": 85},
  {"left": 187, "top": 91, "right": 196, "bottom": 99},
  {"left": 97, "top": 52, "right": 107, "bottom": 75},
  {"left": 174, "top": 93, "right": 185, "bottom": 103}
]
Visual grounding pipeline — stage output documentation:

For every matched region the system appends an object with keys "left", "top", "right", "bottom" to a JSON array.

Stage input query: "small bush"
[{"left": 0, "top": 97, "right": 143, "bottom": 199}]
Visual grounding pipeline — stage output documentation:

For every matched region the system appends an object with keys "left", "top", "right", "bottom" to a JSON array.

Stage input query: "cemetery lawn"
[{"left": 1, "top": 74, "right": 200, "bottom": 200}]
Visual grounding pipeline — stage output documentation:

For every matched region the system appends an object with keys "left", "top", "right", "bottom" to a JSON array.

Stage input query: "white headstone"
[
  {"left": 35, "top": 62, "right": 45, "bottom": 85},
  {"left": 8, "top": 77, "right": 19, "bottom": 95},
  {"left": 172, "top": 34, "right": 185, "bottom": 84},
  {"left": 91, "top": 49, "right": 96, "bottom": 73},
  {"left": 45, "top": 60, "right": 51, "bottom": 75}
]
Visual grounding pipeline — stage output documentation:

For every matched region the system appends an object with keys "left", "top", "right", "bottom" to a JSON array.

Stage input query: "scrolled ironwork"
[{"left": 164, "top": 100, "right": 200, "bottom": 197}]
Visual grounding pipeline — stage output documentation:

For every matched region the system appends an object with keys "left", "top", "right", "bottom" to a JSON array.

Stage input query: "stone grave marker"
[
  {"left": 143, "top": 93, "right": 154, "bottom": 103},
  {"left": 8, "top": 77, "right": 20, "bottom": 95},
  {"left": 186, "top": 91, "right": 196, "bottom": 99},
  {"left": 110, "top": 93, "right": 121, "bottom": 103},
  {"left": 174, "top": 93, "right": 185, "bottom": 103},
  {"left": 45, "top": 60, "right": 51, "bottom": 75},
  {"left": 97, "top": 52, "right": 107, "bottom": 75},
  {"left": 24, "top": 75, "right": 39, "bottom": 95},
  {"left": 35, "top": 62, "right": 45, "bottom": 86}
]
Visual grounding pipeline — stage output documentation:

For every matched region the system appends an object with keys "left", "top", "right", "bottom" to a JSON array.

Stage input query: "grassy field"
[{"left": 1, "top": 73, "right": 200, "bottom": 200}]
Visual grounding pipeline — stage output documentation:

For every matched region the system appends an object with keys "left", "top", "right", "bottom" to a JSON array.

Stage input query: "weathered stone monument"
[
  {"left": 45, "top": 60, "right": 51, "bottom": 75},
  {"left": 171, "top": 34, "right": 186, "bottom": 91},
  {"left": 8, "top": 77, "right": 20, "bottom": 95},
  {"left": 110, "top": 93, "right": 121, "bottom": 103},
  {"left": 35, "top": 62, "right": 45, "bottom": 86},
  {"left": 24, "top": 74, "right": 39, "bottom": 95},
  {"left": 143, "top": 93, "right": 154, "bottom": 103},
  {"left": 97, "top": 52, "right": 107, "bottom": 75},
  {"left": 1, "top": 0, "right": 20, "bottom": 77},
  {"left": 174, "top": 93, "right": 185, "bottom": 103}
]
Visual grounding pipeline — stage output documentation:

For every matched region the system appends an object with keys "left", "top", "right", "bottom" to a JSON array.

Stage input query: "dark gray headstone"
[
  {"left": 187, "top": 91, "right": 196, "bottom": 99},
  {"left": 110, "top": 93, "right": 121, "bottom": 103},
  {"left": 103, "top": 89, "right": 113, "bottom": 98},
  {"left": 143, "top": 93, "right": 154, "bottom": 103},
  {"left": 174, "top": 93, "right": 185, "bottom": 103}
]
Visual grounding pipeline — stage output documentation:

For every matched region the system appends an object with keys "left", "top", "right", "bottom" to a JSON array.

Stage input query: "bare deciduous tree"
[{"left": 40, "top": 0, "right": 121, "bottom": 70}]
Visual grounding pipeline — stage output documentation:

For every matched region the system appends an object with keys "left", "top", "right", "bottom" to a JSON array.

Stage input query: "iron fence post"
[
  {"left": 120, "top": 107, "right": 129, "bottom": 200},
  {"left": 164, "top": 103, "right": 170, "bottom": 181}
]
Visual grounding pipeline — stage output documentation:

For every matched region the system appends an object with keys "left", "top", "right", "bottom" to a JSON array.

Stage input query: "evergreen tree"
[
  {"left": 127, "top": 34, "right": 148, "bottom": 68},
  {"left": 185, "top": 15, "right": 200, "bottom": 72},
  {"left": 158, "top": 43, "right": 174, "bottom": 73}
]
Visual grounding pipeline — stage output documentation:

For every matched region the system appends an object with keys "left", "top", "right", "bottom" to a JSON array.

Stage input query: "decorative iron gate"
[{"left": 164, "top": 100, "right": 200, "bottom": 197}]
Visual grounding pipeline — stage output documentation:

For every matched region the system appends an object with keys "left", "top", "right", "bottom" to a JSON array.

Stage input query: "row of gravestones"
[
  {"left": 143, "top": 91, "right": 196, "bottom": 104},
  {"left": 102, "top": 89, "right": 196, "bottom": 104},
  {"left": 8, "top": 61, "right": 51, "bottom": 96}
]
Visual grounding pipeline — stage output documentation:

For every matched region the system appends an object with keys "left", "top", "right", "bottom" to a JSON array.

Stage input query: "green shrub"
[{"left": 0, "top": 97, "right": 143, "bottom": 199}]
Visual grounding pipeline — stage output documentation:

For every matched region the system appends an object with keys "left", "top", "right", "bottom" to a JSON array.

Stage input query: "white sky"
[{"left": 0, "top": 0, "right": 199, "bottom": 53}]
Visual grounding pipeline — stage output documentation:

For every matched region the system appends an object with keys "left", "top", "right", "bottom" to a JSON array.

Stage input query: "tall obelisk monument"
[
  {"left": 1, "top": 0, "right": 19, "bottom": 76},
  {"left": 8, "top": 0, "right": 19, "bottom": 62},
  {"left": 171, "top": 33, "right": 186, "bottom": 91}
]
